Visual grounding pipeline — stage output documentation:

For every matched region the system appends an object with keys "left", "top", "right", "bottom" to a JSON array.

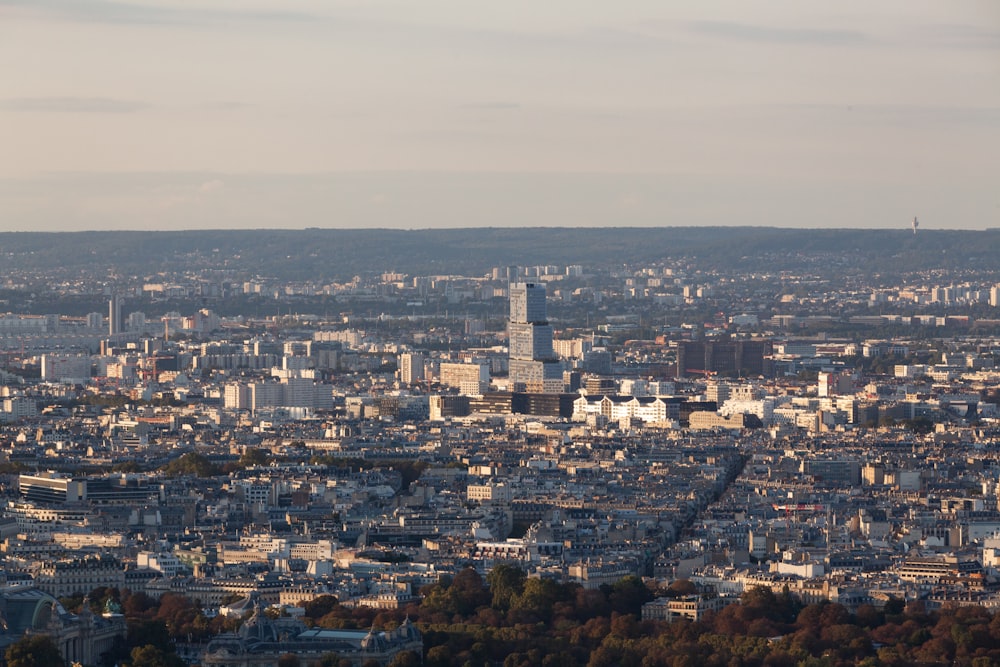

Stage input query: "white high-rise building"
[
  {"left": 399, "top": 352, "right": 426, "bottom": 385},
  {"left": 41, "top": 354, "right": 92, "bottom": 383}
]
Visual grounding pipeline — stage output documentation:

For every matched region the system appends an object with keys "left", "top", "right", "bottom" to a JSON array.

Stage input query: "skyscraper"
[
  {"left": 508, "top": 283, "right": 563, "bottom": 393},
  {"left": 108, "top": 295, "right": 122, "bottom": 336}
]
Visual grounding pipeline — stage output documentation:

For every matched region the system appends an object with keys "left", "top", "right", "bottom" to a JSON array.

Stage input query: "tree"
[
  {"left": 487, "top": 564, "right": 526, "bottom": 612},
  {"left": 127, "top": 619, "right": 172, "bottom": 651},
  {"left": 511, "top": 577, "right": 564, "bottom": 622},
  {"left": 387, "top": 651, "right": 421, "bottom": 667},
  {"left": 608, "top": 575, "right": 653, "bottom": 616},
  {"left": 161, "top": 452, "right": 220, "bottom": 477},
  {"left": 664, "top": 579, "right": 699, "bottom": 598},
  {"left": 6, "top": 635, "right": 63, "bottom": 667},
  {"left": 742, "top": 586, "right": 778, "bottom": 611},
  {"left": 425, "top": 645, "right": 452, "bottom": 667},
  {"left": 122, "top": 590, "right": 157, "bottom": 619},
  {"left": 239, "top": 447, "right": 271, "bottom": 468},
  {"left": 154, "top": 593, "right": 203, "bottom": 639},
  {"left": 424, "top": 568, "right": 489, "bottom": 617},
  {"left": 59, "top": 593, "right": 85, "bottom": 613},
  {"left": 302, "top": 595, "right": 340, "bottom": 620},
  {"left": 128, "top": 644, "right": 185, "bottom": 667}
]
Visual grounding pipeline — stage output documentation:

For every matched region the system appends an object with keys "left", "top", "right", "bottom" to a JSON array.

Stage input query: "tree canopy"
[
  {"left": 5, "top": 635, "right": 63, "bottom": 667},
  {"left": 160, "top": 452, "right": 220, "bottom": 477}
]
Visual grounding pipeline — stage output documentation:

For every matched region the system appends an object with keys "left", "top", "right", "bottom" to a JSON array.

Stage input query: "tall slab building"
[{"left": 508, "top": 282, "right": 564, "bottom": 393}]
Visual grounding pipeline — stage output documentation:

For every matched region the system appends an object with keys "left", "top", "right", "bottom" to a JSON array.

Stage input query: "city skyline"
[
  {"left": 2, "top": 0, "right": 998, "bottom": 232},
  {"left": 2, "top": 230, "right": 1000, "bottom": 664}
]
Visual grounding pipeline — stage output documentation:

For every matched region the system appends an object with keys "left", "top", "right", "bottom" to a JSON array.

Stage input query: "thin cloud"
[
  {"left": 1, "top": 0, "right": 324, "bottom": 26},
  {"left": 0, "top": 97, "right": 149, "bottom": 113},
  {"left": 1, "top": 0, "right": 191, "bottom": 25},
  {"left": 460, "top": 102, "right": 521, "bottom": 110},
  {"left": 688, "top": 20, "right": 868, "bottom": 46},
  {"left": 771, "top": 103, "right": 1000, "bottom": 126},
  {"left": 203, "top": 101, "right": 254, "bottom": 111},
  {"left": 912, "top": 24, "right": 1000, "bottom": 50}
]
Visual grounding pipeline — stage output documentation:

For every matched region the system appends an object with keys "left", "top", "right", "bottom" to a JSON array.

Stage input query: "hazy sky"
[{"left": 2, "top": 0, "right": 998, "bottom": 231}]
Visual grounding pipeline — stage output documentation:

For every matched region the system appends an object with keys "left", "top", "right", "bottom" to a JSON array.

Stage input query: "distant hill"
[{"left": 2, "top": 227, "right": 998, "bottom": 280}]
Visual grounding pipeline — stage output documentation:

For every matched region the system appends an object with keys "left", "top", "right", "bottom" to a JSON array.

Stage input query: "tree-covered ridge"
[{"left": 3, "top": 227, "right": 1000, "bottom": 281}]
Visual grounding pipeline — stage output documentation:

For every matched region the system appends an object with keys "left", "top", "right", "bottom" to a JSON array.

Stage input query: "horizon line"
[{"left": 0, "top": 225, "right": 989, "bottom": 234}]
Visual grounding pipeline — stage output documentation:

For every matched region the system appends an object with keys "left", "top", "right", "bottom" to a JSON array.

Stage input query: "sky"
[{"left": 1, "top": 0, "right": 999, "bottom": 231}]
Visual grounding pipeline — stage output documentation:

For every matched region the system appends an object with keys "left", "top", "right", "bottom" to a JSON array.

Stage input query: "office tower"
[
  {"left": 675, "top": 339, "right": 773, "bottom": 378},
  {"left": 508, "top": 283, "right": 563, "bottom": 393},
  {"left": 108, "top": 295, "right": 122, "bottom": 336}
]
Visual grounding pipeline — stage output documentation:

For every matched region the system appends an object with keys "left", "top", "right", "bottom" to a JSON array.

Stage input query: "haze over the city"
[{"left": 2, "top": 0, "right": 998, "bottom": 232}]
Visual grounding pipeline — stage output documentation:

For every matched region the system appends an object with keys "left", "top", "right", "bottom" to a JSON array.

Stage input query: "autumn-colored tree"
[
  {"left": 301, "top": 595, "right": 340, "bottom": 621},
  {"left": 5, "top": 635, "right": 63, "bottom": 667},
  {"left": 122, "top": 590, "right": 157, "bottom": 619},
  {"left": 664, "top": 579, "right": 699, "bottom": 598},
  {"left": 424, "top": 645, "right": 451, "bottom": 667},
  {"left": 386, "top": 650, "right": 420, "bottom": 667},
  {"left": 127, "top": 644, "right": 185, "bottom": 667}
]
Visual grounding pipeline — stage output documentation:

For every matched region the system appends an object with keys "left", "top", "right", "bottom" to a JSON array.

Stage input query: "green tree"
[
  {"left": 511, "top": 577, "right": 564, "bottom": 622},
  {"left": 5, "top": 635, "right": 63, "bottom": 667},
  {"left": 608, "top": 575, "right": 653, "bottom": 616},
  {"left": 487, "top": 564, "right": 526, "bottom": 612},
  {"left": 239, "top": 447, "right": 271, "bottom": 468},
  {"left": 126, "top": 620, "right": 172, "bottom": 651},
  {"left": 127, "top": 644, "right": 185, "bottom": 667},
  {"left": 59, "top": 593, "right": 85, "bottom": 613},
  {"left": 161, "top": 452, "right": 220, "bottom": 477}
]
